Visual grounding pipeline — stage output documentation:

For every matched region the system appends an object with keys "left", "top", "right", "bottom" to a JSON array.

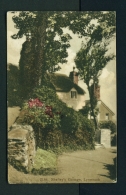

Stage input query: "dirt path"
[{"left": 8, "top": 147, "right": 117, "bottom": 184}]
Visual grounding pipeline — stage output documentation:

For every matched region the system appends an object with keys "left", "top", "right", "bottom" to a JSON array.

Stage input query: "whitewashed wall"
[{"left": 56, "top": 88, "right": 85, "bottom": 111}]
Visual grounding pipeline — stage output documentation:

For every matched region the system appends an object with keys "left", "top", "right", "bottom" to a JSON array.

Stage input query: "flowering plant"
[
  {"left": 27, "top": 98, "right": 54, "bottom": 118},
  {"left": 28, "top": 98, "right": 44, "bottom": 108},
  {"left": 22, "top": 97, "right": 61, "bottom": 129}
]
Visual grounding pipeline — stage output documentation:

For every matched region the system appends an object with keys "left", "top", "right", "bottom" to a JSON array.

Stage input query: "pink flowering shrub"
[
  {"left": 22, "top": 97, "right": 61, "bottom": 131},
  {"left": 27, "top": 98, "right": 54, "bottom": 118},
  {"left": 28, "top": 98, "right": 44, "bottom": 108}
]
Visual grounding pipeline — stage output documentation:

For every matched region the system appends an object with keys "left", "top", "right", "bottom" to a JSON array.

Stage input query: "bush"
[
  {"left": 35, "top": 128, "right": 63, "bottom": 149},
  {"left": 79, "top": 105, "right": 90, "bottom": 117},
  {"left": 111, "top": 133, "right": 117, "bottom": 146},
  {"left": 98, "top": 120, "right": 116, "bottom": 134},
  {"left": 61, "top": 110, "right": 95, "bottom": 148},
  {"left": 17, "top": 85, "right": 95, "bottom": 151}
]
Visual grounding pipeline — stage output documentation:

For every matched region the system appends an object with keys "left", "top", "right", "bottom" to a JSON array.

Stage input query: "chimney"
[{"left": 69, "top": 67, "right": 79, "bottom": 85}]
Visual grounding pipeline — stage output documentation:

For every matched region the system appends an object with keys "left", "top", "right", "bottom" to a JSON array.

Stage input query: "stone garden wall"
[{"left": 8, "top": 123, "right": 36, "bottom": 171}]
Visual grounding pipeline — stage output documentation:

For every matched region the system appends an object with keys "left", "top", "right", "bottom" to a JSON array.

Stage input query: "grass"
[
  {"left": 31, "top": 145, "right": 94, "bottom": 175},
  {"left": 31, "top": 148, "right": 58, "bottom": 175},
  {"left": 47, "top": 144, "right": 95, "bottom": 156}
]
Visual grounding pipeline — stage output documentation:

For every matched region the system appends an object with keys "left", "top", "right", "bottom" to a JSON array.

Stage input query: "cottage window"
[
  {"left": 71, "top": 91, "right": 77, "bottom": 98},
  {"left": 105, "top": 113, "right": 109, "bottom": 120}
]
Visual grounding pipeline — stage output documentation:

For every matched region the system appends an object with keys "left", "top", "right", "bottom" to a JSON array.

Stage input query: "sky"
[{"left": 7, "top": 12, "right": 116, "bottom": 117}]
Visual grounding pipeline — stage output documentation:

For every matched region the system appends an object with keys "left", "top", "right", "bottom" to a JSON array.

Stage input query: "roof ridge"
[{"left": 100, "top": 100, "right": 115, "bottom": 115}]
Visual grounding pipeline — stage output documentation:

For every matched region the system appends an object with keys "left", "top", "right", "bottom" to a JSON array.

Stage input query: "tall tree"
[
  {"left": 11, "top": 11, "right": 115, "bottom": 95},
  {"left": 12, "top": 11, "right": 95, "bottom": 83},
  {"left": 12, "top": 11, "right": 72, "bottom": 87},
  {"left": 74, "top": 37, "right": 115, "bottom": 129},
  {"left": 73, "top": 11, "right": 116, "bottom": 130}
]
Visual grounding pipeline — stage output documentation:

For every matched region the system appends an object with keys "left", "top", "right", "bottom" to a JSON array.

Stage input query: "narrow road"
[
  {"left": 56, "top": 147, "right": 117, "bottom": 183},
  {"left": 8, "top": 147, "right": 117, "bottom": 184}
]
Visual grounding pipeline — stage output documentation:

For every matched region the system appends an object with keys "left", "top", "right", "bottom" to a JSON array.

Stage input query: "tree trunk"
[{"left": 87, "top": 84, "right": 98, "bottom": 130}]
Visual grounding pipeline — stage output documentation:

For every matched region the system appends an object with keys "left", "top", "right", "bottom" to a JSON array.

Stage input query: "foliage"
[
  {"left": 75, "top": 41, "right": 115, "bottom": 85},
  {"left": 79, "top": 105, "right": 90, "bottom": 117},
  {"left": 11, "top": 11, "right": 115, "bottom": 41},
  {"left": 8, "top": 12, "right": 116, "bottom": 155},
  {"left": 18, "top": 40, "right": 37, "bottom": 97},
  {"left": 11, "top": 11, "right": 116, "bottom": 92},
  {"left": 111, "top": 134, "right": 117, "bottom": 146},
  {"left": 21, "top": 106, "right": 61, "bottom": 131},
  {"left": 31, "top": 148, "right": 58, "bottom": 175},
  {"left": 72, "top": 12, "right": 115, "bottom": 130},
  {"left": 17, "top": 85, "right": 95, "bottom": 150},
  {"left": 98, "top": 120, "right": 117, "bottom": 134},
  {"left": 74, "top": 38, "right": 115, "bottom": 129},
  {"left": 7, "top": 64, "right": 23, "bottom": 106},
  {"left": 47, "top": 144, "right": 94, "bottom": 156},
  {"left": 12, "top": 11, "right": 74, "bottom": 88}
]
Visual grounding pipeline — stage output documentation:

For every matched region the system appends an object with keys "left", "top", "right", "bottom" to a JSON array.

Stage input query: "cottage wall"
[{"left": 56, "top": 88, "right": 85, "bottom": 111}]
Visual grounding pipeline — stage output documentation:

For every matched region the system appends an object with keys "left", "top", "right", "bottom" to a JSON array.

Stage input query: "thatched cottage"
[{"left": 50, "top": 68, "right": 86, "bottom": 111}]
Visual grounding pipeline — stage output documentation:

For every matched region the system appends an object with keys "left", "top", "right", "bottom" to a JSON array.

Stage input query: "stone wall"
[{"left": 8, "top": 123, "right": 36, "bottom": 172}]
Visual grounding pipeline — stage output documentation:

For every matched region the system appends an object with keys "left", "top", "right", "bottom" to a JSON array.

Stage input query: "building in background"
[{"left": 85, "top": 84, "right": 115, "bottom": 122}]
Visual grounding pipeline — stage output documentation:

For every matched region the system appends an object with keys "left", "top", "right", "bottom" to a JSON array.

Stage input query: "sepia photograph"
[{"left": 7, "top": 11, "right": 116, "bottom": 183}]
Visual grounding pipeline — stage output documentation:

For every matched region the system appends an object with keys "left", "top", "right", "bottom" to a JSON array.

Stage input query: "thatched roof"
[{"left": 49, "top": 73, "right": 85, "bottom": 95}]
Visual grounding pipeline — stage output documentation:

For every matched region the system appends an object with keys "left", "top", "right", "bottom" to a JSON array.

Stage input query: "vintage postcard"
[{"left": 7, "top": 11, "right": 116, "bottom": 184}]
